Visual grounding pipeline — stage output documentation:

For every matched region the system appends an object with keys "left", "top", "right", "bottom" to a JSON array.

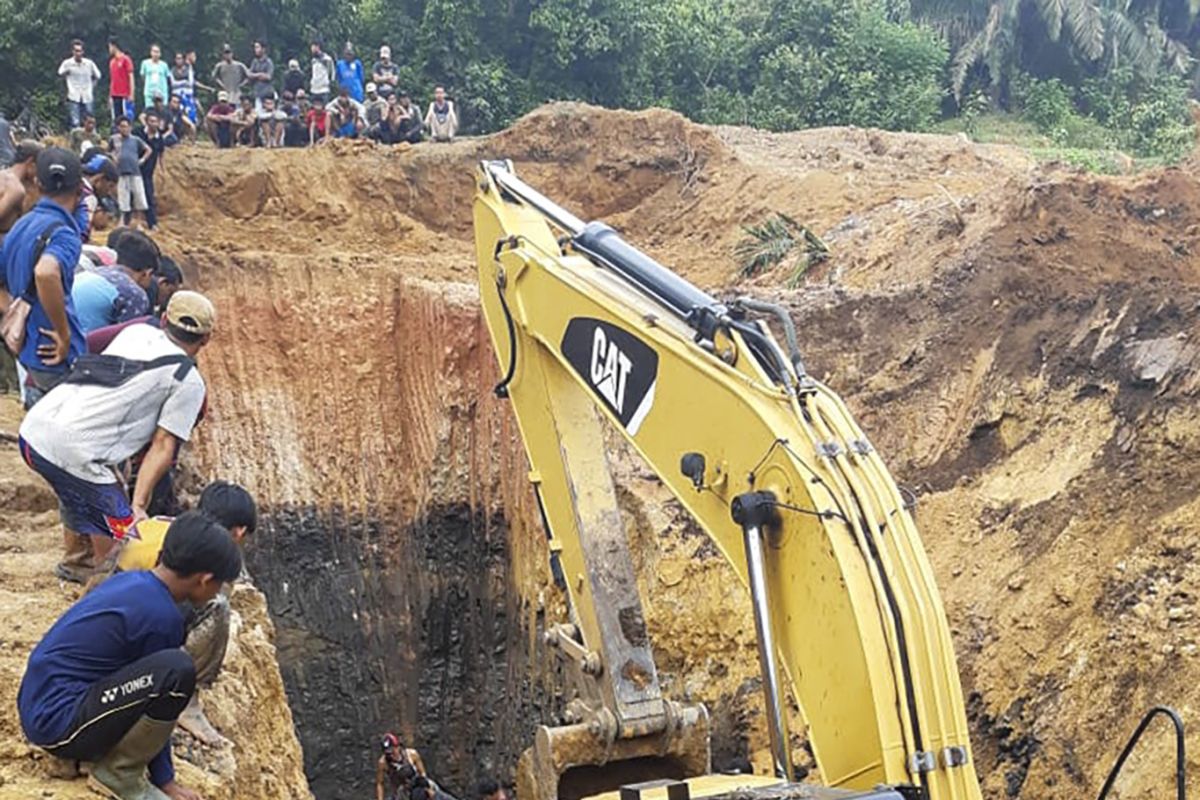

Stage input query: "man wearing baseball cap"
[
  {"left": 19, "top": 289, "right": 216, "bottom": 578},
  {"left": 204, "top": 90, "right": 237, "bottom": 148}
]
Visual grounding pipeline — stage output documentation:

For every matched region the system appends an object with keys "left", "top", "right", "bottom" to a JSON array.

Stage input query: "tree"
[{"left": 910, "top": 0, "right": 1200, "bottom": 99}]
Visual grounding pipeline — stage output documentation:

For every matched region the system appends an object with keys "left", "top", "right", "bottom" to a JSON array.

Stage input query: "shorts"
[
  {"left": 117, "top": 174, "right": 148, "bottom": 212},
  {"left": 19, "top": 438, "right": 134, "bottom": 539}
]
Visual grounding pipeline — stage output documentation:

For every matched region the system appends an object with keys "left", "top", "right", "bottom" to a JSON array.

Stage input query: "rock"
[
  {"left": 1168, "top": 607, "right": 1187, "bottom": 621},
  {"left": 1124, "top": 336, "right": 1198, "bottom": 385},
  {"left": 1007, "top": 574, "right": 1026, "bottom": 591}
]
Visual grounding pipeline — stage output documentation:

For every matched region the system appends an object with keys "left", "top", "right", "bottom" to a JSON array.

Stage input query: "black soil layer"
[{"left": 249, "top": 503, "right": 558, "bottom": 800}]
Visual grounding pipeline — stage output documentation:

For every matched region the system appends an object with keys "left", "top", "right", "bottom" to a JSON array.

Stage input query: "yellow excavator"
[
  {"left": 471, "top": 160, "right": 1189, "bottom": 800},
  {"left": 471, "top": 160, "right": 980, "bottom": 800}
]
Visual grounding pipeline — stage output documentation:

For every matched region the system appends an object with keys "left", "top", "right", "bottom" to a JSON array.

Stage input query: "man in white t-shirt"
[
  {"left": 19, "top": 291, "right": 216, "bottom": 578},
  {"left": 58, "top": 39, "right": 102, "bottom": 130}
]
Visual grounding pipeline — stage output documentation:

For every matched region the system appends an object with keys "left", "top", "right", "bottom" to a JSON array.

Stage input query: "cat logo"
[
  {"left": 590, "top": 327, "right": 633, "bottom": 414},
  {"left": 561, "top": 318, "right": 658, "bottom": 435}
]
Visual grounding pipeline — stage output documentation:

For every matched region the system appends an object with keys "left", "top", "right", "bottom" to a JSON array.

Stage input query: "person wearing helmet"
[{"left": 377, "top": 732, "right": 427, "bottom": 800}]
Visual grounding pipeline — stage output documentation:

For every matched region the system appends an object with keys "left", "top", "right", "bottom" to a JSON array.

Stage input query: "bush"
[
  {"left": 748, "top": 1, "right": 946, "bottom": 132},
  {"left": 1124, "top": 74, "right": 1195, "bottom": 161},
  {"left": 1013, "top": 74, "right": 1074, "bottom": 133}
]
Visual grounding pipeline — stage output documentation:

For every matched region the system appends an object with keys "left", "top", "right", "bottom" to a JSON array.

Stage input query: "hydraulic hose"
[
  {"left": 734, "top": 296, "right": 809, "bottom": 380},
  {"left": 1096, "top": 705, "right": 1186, "bottom": 800}
]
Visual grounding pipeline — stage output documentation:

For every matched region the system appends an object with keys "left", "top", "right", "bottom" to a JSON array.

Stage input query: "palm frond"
[
  {"left": 1106, "top": 10, "right": 1158, "bottom": 72},
  {"left": 1036, "top": 0, "right": 1068, "bottom": 41},
  {"left": 1065, "top": 0, "right": 1105, "bottom": 60},
  {"left": 734, "top": 213, "right": 828, "bottom": 282},
  {"left": 951, "top": 2, "right": 1006, "bottom": 98}
]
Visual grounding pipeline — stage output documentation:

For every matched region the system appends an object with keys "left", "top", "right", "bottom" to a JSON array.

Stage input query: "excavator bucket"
[{"left": 516, "top": 705, "right": 712, "bottom": 800}]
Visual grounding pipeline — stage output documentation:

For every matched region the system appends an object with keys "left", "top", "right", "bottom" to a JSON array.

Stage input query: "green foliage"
[
  {"left": 1012, "top": 74, "right": 1073, "bottom": 132},
  {"left": 0, "top": 0, "right": 1195, "bottom": 159},
  {"left": 735, "top": 213, "right": 829, "bottom": 286},
  {"left": 1009, "top": 67, "right": 1194, "bottom": 162},
  {"left": 748, "top": 0, "right": 947, "bottom": 132}
]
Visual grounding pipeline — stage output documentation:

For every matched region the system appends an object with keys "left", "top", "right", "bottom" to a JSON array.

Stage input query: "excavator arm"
[{"left": 472, "top": 162, "right": 982, "bottom": 800}]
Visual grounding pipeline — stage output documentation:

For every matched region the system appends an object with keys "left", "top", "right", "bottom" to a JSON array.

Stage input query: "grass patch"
[{"left": 936, "top": 111, "right": 1138, "bottom": 174}]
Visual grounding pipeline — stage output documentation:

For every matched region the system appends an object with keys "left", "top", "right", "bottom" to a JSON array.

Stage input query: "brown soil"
[{"left": 5, "top": 101, "right": 1200, "bottom": 800}]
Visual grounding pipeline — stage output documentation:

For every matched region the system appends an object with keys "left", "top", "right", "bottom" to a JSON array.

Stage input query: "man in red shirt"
[
  {"left": 108, "top": 38, "right": 135, "bottom": 124},
  {"left": 306, "top": 98, "right": 327, "bottom": 145},
  {"left": 204, "top": 91, "right": 237, "bottom": 148}
]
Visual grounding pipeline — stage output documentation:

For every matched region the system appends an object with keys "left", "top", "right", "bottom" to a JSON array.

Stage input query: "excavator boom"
[{"left": 472, "top": 162, "right": 982, "bottom": 800}]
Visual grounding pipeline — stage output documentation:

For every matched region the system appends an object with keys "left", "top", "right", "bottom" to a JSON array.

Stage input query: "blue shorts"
[{"left": 19, "top": 438, "right": 134, "bottom": 539}]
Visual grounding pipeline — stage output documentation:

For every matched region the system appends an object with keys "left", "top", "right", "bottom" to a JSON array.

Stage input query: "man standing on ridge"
[
  {"left": 336, "top": 42, "right": 364, "bottom": 102},
  {"left": 247, "top": 40, "right": 275, "bottom": 112},
  {"left": 309, "top": 40, "right": 335, "bottom": 106},
  {"left": 108, "top": 39, "right": 136, "bottom": 123},
  {"left": 210, "top": 45, "right": 249, "bottom": 106},
  {"left": 58, "top": 40, "right": 101, "bottom": 130}
]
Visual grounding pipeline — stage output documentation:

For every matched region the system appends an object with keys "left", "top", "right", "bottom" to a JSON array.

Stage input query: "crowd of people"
[
  {"left": 60, "top": 37, "right": 459, "bottom": 149},
  {"left": 51, "top": 36, "right": 461, "bottom": 229},
  {"left": 0, "top": 142, "right": 238, "bottom": 800},
  {"left": 0, "top": 143, "right": 507, "bottom": 799}
]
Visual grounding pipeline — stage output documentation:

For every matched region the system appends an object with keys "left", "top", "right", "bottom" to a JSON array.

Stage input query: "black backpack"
[{"left": 64, "top": 352, "right": 194, "bottom": 388}]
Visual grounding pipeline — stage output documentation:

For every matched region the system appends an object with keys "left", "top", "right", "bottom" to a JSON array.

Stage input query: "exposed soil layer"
[
  {"left": 249, "top": 503, "right": 554, "bottom": 800},
  {"left": 4, "top": 102, "right": 1199, "bottom": 800},
  {"left": 153, "top": 105, "right": 1200, "bottom": 800}
]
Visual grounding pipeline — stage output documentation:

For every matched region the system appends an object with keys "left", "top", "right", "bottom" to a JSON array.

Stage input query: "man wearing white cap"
[
  {"left": 372, "top": 45, "right": 399, "bottom": 98},
  {"left": 19, "top": 290, "right": 217, "bottom": 574},
  {"left": 205, "top": 90, "right": 237, "bottom": 148}
]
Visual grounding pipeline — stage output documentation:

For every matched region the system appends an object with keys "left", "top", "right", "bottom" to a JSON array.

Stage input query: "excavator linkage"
[{"left": 473, "top": 161, "right": 982, "bottom": 800}]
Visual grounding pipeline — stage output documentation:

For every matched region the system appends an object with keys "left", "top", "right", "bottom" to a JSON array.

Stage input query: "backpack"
[
  {"left": 64, "top": 352, "right": 194, "bottom": 388},
  {"left": 1, "top": 222, "right": 65, "bottom": 355}
]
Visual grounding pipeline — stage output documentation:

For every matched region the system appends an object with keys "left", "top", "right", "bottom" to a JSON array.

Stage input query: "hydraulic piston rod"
[{"left": 732, "top": 492, "right": 795, "bottom": 782}]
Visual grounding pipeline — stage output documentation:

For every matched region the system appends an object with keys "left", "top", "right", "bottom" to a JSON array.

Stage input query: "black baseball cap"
[
  {"left": 161, "top": 510, "right": 243, "bottom": 581},
  {"left": 36, "top": 147, "right": 81, "bottom": 194}
]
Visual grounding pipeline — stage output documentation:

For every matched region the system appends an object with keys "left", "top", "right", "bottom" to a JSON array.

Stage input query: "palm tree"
[{"left": 908, "top": 0, "right": 1198, "bottom": 99}]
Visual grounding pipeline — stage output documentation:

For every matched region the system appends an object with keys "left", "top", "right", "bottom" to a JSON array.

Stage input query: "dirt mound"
[{"left": 7, "top": 102, "right": 1200, "bottom": 800}]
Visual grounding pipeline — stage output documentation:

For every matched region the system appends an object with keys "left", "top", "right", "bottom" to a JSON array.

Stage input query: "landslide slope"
[{"left": 126, "top": 103, "right": 1200, "bottom": 800}]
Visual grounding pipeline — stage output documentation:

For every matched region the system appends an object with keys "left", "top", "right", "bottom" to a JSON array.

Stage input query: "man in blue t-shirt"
[
  {"left": 335, "top": 42, "right": 364, "bottom": 102},
  {"left": 18, "top": 512, "right": 241, "bottom": 800},
  {"left": 0, "top": 147, "right": 85, "bottom": 408},
  {"left": 72, "top": 228, "right": 158, "bottom": 332}
]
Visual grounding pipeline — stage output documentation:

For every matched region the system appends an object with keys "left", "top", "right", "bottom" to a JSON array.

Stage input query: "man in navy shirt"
[
  {"left": 19, "top": 512, "right": 241, "bottom": 800},
  {"left": 0, "top": 147, "right": 85, "bottom": 408}
]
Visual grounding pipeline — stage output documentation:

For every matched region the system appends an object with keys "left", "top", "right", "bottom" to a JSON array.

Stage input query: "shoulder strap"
[
  {"left": 18, "top": 222, "right": 66, "bottom": 303},
  {"left": 143, "top": 353, "right": 195, "bottom": 381}
]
